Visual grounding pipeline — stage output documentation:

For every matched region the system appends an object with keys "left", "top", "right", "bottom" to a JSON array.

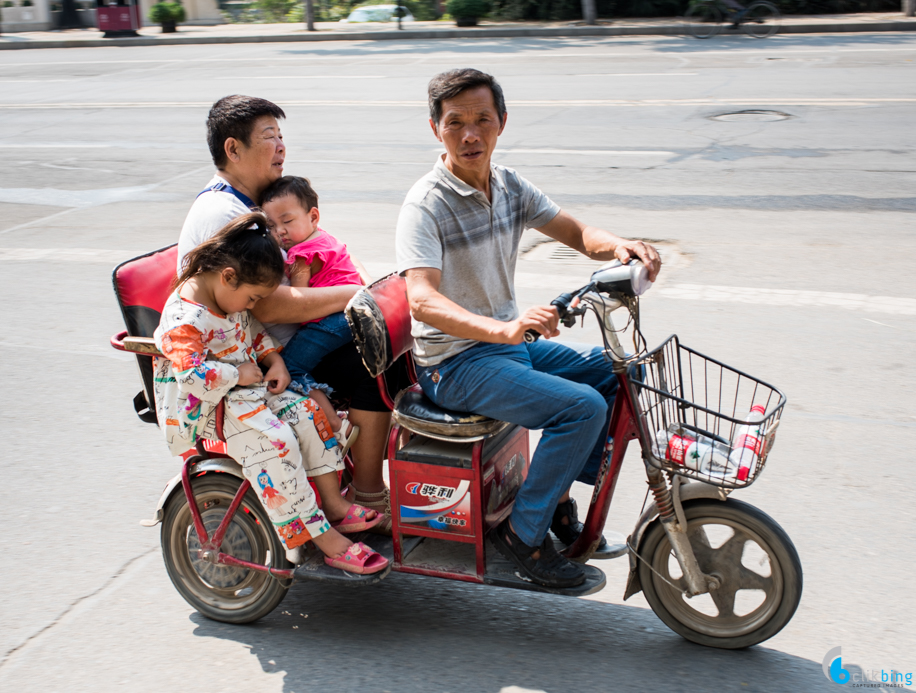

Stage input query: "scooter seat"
[{"left": 393, "top": 384, "right": 509, "bottom": 441}]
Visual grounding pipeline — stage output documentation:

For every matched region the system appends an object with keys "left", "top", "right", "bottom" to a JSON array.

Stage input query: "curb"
[{"left": 1, "top": 20, "right": 915, "bottom": 50}]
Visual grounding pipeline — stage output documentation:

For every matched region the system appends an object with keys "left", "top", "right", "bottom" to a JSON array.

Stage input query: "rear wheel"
[
  {"left": 638, "top": 499, "right": 802, "bottom": 649},
  {"left": 161, "top": 474, "right": 291, "bottom": 624},
  {"left": 685, "top": 2, "right": 724, "bottom": 39},
  {"left": 742, "top": 1, "right": 780, "bottom": 38}
]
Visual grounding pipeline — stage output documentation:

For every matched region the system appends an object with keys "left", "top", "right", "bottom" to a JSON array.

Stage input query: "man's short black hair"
[
  {"left": 206, "top": 95, "right": 286, "bottom": 169},
  {"left": 428, "top": 69, "right": 506, "bottom": 127}
]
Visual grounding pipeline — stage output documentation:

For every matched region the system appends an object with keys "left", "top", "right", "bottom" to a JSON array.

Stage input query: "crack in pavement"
[{"left": 0, "top": 547, "right": 158, "bottom": 670}]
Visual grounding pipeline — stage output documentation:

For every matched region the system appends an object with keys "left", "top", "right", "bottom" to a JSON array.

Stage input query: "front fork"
[
  {"left": 645, "top": 466, "right": 719, "bottom": 596},
  {"left": 568, "top": 364, "right": 717, "bottom": 596}
]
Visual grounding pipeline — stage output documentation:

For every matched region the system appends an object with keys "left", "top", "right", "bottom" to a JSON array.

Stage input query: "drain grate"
[{"left": 709, "top": 110, "right": 792, "bottom": 122}]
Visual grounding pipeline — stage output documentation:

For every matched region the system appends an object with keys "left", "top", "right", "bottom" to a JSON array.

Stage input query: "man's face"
[
  {"left": 432, "top": 86, "right": 506, "bottom": 180},
  {"left": 236, "top": 115, "right": 285, "bottom": 193}
]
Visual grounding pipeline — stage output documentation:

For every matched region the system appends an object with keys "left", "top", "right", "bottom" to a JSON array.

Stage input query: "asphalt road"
[{"left": 0, "top": 32, "right": 914, "bottom": 693}]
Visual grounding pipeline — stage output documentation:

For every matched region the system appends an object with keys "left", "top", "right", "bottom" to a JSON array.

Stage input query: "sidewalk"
[{"left": 1, "top": 12, "right": 915, "bottom": 50}]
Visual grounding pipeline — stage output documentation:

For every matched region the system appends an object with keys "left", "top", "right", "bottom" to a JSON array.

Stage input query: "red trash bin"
[{"left": 97, "top": 0, "right": 142, "bottom": 37}]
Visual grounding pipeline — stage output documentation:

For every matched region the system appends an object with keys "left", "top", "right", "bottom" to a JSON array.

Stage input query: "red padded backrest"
[
  {"left": 112, "top": 245, "right": 178, "bottom": 425},
  {"left": 370, "top": 273, "right": 413, "bottom": 360},
  {"left": 345, "top": 273, "right": 415, "bottom": 378},
  {"left": 113, "top": 244, "right": 178, "bottom": 329}
]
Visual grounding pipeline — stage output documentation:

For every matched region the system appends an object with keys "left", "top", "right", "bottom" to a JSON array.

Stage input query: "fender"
[
  {"left": 622, "top": 480, "right": 729, "bottom": 600},
  {"left": 139, "top": 456, "right": 244, "bottom": 527}
]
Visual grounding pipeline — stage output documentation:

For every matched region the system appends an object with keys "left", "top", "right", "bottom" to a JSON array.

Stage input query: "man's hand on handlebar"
[
  {"left": 615, "top": 239, "right": 662, "bottom": 282},
  {"left": 502, "top": 305, "right": 561, "bottom": 344}
]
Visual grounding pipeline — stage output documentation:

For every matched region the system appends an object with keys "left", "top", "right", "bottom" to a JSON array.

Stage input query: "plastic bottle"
[
  {"left": 728, "top": 405, "right": 767, "bottom": 482},
  {"left": 653, "top": 425, "right": 734, "bottom": 475}
]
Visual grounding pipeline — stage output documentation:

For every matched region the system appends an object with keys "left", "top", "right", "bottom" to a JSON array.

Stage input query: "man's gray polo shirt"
[{"left": 396, "top": 155, "right": 560, "bottom": 367}]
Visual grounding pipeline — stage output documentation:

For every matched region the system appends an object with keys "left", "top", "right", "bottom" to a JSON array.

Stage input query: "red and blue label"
[{"left": 398, "top": 479, "right": 473, "bottom": 535}]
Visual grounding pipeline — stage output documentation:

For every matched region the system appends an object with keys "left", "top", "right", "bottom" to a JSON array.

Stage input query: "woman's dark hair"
[
  {"left": 261, "top": 176, "right": 319, "bottom": 211},
  {"left": 175, "top": 212, "right": 285, "bottom": 290},
  {"left": 207, "top": 95, "right": 286, "bottom": 169},
  {"left": 428, "top": 69, "right": 506, "bottom": 127}
]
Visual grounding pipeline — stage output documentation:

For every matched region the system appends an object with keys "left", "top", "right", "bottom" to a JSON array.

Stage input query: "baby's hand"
[{"left": 236, "top": 362, "right": 263, "bottom": 387}]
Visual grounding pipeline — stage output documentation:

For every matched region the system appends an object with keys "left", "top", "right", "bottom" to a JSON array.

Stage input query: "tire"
[
  {"left": 638, "top": 498, "right": 802, "bottom": 649},
  {"left": 742, "top": 1, "right": 780, "bottom": 38},
  {"left": 161, "top": 473, "right": 292, "bottom": 624},
  {"left": 684, "top": 2, "right": 723, "bottom": 39}
]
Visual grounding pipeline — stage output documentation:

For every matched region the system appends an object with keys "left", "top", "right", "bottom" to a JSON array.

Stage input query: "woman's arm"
[
  {"left": 351, "top": 256, "right": 372, "bottom": 285},
  {"left": 251, "top": 283, "right": 362, "bottom": 324}
]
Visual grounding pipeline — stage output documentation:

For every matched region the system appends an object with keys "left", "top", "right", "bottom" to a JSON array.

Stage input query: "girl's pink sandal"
[
  {"left": 324, "top": 542, "right": 389, "bottom": 574},
  {"left": 330, "top": 503, "right": 384, "bottom": 534}
]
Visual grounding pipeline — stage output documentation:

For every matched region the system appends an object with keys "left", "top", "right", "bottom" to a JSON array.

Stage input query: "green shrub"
[
  {"left": 446, "top": 0, "right": 490, "bottom": 17},
  {"left": 1, "top": 1, "right": 15, "bottom": 8},
  {"left": 21, "top": 0, "right": 33, "bottom": 5},
  {"left": 148, "top": 1, "right": 186, "bottom": 22},
  {"left": 255, "top": 0, "right": 295, "bottom": 20}
]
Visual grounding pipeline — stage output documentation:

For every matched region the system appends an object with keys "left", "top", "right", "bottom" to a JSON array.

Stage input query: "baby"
[{"left": 260, "top": 176, "right": 370, "bottom": 452}]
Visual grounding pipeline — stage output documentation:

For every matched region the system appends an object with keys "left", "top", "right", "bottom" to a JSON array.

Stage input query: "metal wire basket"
[{"left": 626, "top": 335, "right": 787, "bottom": 489}]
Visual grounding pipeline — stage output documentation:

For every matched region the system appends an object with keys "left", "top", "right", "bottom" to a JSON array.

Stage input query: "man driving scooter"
[{"left": 396, "top": 69, "right": 661, "bottom": 589}]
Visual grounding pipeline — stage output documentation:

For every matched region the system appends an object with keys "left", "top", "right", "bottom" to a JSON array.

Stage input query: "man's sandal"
[
  {"left": 346, "top": 484, "right": 392, "bottom": 536},
  {"left": 551, "top": 497, "right": 609, "bottom": 552},
  {"left": 491, "top": 519, "right": 585, "bottom": 588},
  {"left": 331, "top": 503, "right": 383, "bottom": 534},
  {"left": 324, "top": 542, "right": 389, "bottom": 574}
]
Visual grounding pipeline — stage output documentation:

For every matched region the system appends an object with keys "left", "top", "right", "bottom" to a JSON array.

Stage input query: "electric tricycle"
[{"left": 110, "top": 245, "right": 801, "bottom": 649}]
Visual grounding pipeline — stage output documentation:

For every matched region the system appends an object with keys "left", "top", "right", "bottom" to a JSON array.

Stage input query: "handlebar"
[{"left": 523, "top": 287, "right": 592, "bottom": 343}]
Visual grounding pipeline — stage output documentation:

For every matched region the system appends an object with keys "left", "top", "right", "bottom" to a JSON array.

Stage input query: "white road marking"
[
  {"left": 571, "top": 72, "right": 698, "bottom": 77},
  {"left": 494, "top": 148, "right": 675, "bottom": 156},
  {"left": 0, "top": 340, "right": 131, "bottom": 360},
  {"left": 212, "top": 74, "right": 387, "bottom": 79},
  {"left": 1, "top": 45, "right": 915, "bottom": 68},
  {"left": 0, "top": 247, "right": 137, "bottom": 262},
  {"left": 2, "top": 97, "right": 911, "bottom": 110},
  {"left": 658, "top": 284, "right": 916, "bottom": 315}
]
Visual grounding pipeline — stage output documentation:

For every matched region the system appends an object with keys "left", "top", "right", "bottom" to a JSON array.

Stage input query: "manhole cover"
[{"left": 710, "top": 110, "right": 792, "bottom": 122}]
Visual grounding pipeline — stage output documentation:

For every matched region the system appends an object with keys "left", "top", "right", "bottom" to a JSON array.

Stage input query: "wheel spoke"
[
  {"left": 737, "top": 565, "right": 773, "bottom": 592},
  {"left": 711, "top": 528, "right": 748, "bottom": 567},
  {"left": 708, "top": 581, "right": 738, "bottom": 618}
]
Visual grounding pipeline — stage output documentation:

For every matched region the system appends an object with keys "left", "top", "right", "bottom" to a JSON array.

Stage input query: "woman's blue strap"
[{"left": 197, "top": 180, "right": 256, "bottom": 210}]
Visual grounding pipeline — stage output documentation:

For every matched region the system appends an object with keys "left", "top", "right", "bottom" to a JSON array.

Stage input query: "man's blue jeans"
[{"left": 416, "top": 340, "right": 619, "bottom": 547}]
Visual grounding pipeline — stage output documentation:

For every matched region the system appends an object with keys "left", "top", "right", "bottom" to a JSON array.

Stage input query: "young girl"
[
  {"left": 260, "top": 176, "right": 370, "bottom": 452},
  {"left": 152, "top": 211, "right": 387, "bottom": 574}
]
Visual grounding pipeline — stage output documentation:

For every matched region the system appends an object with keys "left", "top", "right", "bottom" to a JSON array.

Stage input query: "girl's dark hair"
[{"left": 175, "top": 212, "right": 285, "bottom": 290}]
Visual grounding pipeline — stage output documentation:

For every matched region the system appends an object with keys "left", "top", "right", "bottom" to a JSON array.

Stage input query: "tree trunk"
[
  {"left": 305, "top": 0, "right": 315, "bottom": 30},
  {"left": 905, "top": 0, "right": 915, "bottom": 17},
  {"left": 59, "top": 0, "right": 81, "bottom": 28},
  {"left": 581, "top": 0, "right": 597, "bottom": 25}
]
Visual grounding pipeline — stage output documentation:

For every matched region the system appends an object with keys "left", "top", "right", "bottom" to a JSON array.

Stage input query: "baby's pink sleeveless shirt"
[{"left": 285, "top": 229, "right": 362, "bottom": 288}]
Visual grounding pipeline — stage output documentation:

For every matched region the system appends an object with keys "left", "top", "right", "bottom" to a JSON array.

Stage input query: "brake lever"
[{"left": 523, "top": 284, "right": 593, "bottom": 343}]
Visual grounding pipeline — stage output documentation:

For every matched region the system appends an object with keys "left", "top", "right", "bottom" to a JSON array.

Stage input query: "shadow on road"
[{"left": 191, "top": 571, "right": 833, "bottom": 692}]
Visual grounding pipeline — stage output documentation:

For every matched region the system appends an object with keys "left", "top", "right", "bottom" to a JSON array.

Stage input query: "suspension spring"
[{"left": 648, "top": 476, "right": 676, "bottom": 523}]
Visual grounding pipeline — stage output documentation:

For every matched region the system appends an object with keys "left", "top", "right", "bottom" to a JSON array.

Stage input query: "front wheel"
[
  {"left": 742, "top": 1, "right": 780, "bottom": 38},
  {"left": 684, "top": 2, "right": 724, "bottom": 39},
  {"left": 161, "top": 473, "right": 292, "bottom": 624},
  {"left": 638, "top": 499, "right": 802, "bottom": 649}
]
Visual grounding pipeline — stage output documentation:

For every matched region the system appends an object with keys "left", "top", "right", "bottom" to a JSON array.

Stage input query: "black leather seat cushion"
[{"left": 393, "top": 385, "right": 508, "bottom": 440}]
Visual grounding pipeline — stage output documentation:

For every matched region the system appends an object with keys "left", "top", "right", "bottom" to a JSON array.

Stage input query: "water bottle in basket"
[
  {"left": 728, "top": 405, "right": 767, "bottom": 481},
  {"left": 653, "top": 425, "right": 735, "bottom": 476}
]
